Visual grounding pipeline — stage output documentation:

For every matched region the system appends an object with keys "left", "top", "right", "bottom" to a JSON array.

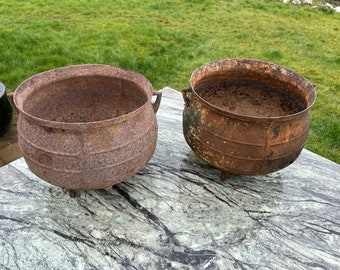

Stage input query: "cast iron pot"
[
  {"left": 8, "top": 64, "right": 162, "bottom": 196},
  {"left": 182, "top": 58, "right": 316, "bottom": 180}
]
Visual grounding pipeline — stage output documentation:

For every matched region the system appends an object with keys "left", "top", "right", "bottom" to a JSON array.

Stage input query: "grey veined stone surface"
[{"left": 0, "top": 88, "right": 339, "bottom": 269}]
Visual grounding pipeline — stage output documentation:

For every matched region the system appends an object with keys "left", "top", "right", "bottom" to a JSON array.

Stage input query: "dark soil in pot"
[{"left": 196, "top": 80, "right": 307, "bottom": 118}]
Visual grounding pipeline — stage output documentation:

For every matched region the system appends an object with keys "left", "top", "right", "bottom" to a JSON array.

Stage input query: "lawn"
[{"left": 0, "top": 0, "right": 339, "bottom": 163}]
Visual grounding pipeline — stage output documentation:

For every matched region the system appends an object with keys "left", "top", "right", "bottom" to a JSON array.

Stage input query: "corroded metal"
[
  {"left": 8, "top": 64, "right": 162, "bottom": 194},
  {"left": 182, "top": 58, "right": 316, "bottom": 179}
]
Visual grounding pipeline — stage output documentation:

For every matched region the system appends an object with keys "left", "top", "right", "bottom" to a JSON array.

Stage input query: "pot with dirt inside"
[{"left": 182, "top": 58, "right": 316, "bottom": 180}]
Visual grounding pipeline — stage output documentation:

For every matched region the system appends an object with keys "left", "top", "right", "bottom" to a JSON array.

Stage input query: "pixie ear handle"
[
  {"left": 182, "top": 87, "right": 193, "bottom": 106},
  {"left": 6, "top": 93, "right": 19, "bottom": 114},
  {"left": 152, "top": 90, "right": 162, "bottom": 113}
]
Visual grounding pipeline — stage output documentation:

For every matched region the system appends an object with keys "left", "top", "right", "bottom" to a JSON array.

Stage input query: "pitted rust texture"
[
  {"left": 182, "top": 58, "right": 316, "bottom": 179},
  {"left": 9, "top": 64, "right": 162, "bottom": 196}
]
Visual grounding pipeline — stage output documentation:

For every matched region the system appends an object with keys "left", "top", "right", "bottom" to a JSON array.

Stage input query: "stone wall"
[{"left": 281, "top": 0, "right": 340, "bottom": 12}]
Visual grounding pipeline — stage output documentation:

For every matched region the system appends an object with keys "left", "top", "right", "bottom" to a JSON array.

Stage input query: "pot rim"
[
  {"left": 12, "top": 64, "right": 154, "bottom": 130},
  {"left": 189, "top": 58, "right": 317, "bottom": 122}
]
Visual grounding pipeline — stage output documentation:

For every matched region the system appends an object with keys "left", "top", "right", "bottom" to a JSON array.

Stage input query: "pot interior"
[
  {"left": 195, "top": 78, "right": 307, "bottom": 118},
  {"left": 23, "top": 75, "right": 148, "bottom": 123}
]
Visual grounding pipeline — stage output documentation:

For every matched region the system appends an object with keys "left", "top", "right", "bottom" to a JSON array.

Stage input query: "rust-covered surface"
[
  {"left": 8, "top": 64, "right": 162, "bottom": 195},
  {"left": 182, "top": 58, "right": 316, "bottom": 179}
]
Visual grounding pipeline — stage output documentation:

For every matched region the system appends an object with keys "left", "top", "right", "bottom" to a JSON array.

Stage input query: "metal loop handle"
[
  {"left": 182, "top": 87, "right": 193, "bottom": 106},
  {"left": 6, "top": 92, "right": 19, "bottom": 114},
  {"left": 152, "top": 90, "right": 162, "bottom": 113}
]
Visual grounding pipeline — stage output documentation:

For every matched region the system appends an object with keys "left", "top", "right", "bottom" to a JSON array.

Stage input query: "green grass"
[{"left": 0, "top": 0, "right": 339, "bottom": 163}]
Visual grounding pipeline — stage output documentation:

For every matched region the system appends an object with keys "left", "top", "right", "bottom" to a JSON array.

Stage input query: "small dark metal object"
[
  {"left": 8, "top": 64, "right": 162, "bottom": 196},
  {"left": 182, "top": 58, "right": 316, "bottom": 179},
  {"left": 0, "top": 82, "right": 13, "bottom": 135}
]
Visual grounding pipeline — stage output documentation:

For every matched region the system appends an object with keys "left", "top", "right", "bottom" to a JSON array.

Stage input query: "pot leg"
[
  {"left": 69, "top": 190, "right": 76, "bottom": 198},
  {"left": 220, "top": 170, "right": 230, "bottom": 181}
]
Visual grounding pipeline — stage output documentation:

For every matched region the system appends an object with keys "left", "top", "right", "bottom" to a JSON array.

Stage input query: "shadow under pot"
[
  {"left": 8, "top": 64, "right": 162, "bottom": 197},
  {"left": 182, "top": 58, "right": 316, "bottom": 180}
]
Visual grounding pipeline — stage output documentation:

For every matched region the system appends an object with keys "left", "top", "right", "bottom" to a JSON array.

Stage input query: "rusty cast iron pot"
[
  {"left": 182, "top": 58, "right": 316, "bottom": 180},
  {"left": 8, "top": 64, "right": 162, "bottom": 195}
]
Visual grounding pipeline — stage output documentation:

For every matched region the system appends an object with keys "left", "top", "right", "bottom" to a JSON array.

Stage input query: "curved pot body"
[
  {"left": 182, "top": 58, "right": 316, "bottom": 177},
  {"left": 9, "top": 64, "right": 162, "bottom": 191}
]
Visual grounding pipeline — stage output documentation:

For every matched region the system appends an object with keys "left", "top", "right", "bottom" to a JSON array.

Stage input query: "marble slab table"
[{"left": 0, "top": 87, "right": 339, "bottom": 270}]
